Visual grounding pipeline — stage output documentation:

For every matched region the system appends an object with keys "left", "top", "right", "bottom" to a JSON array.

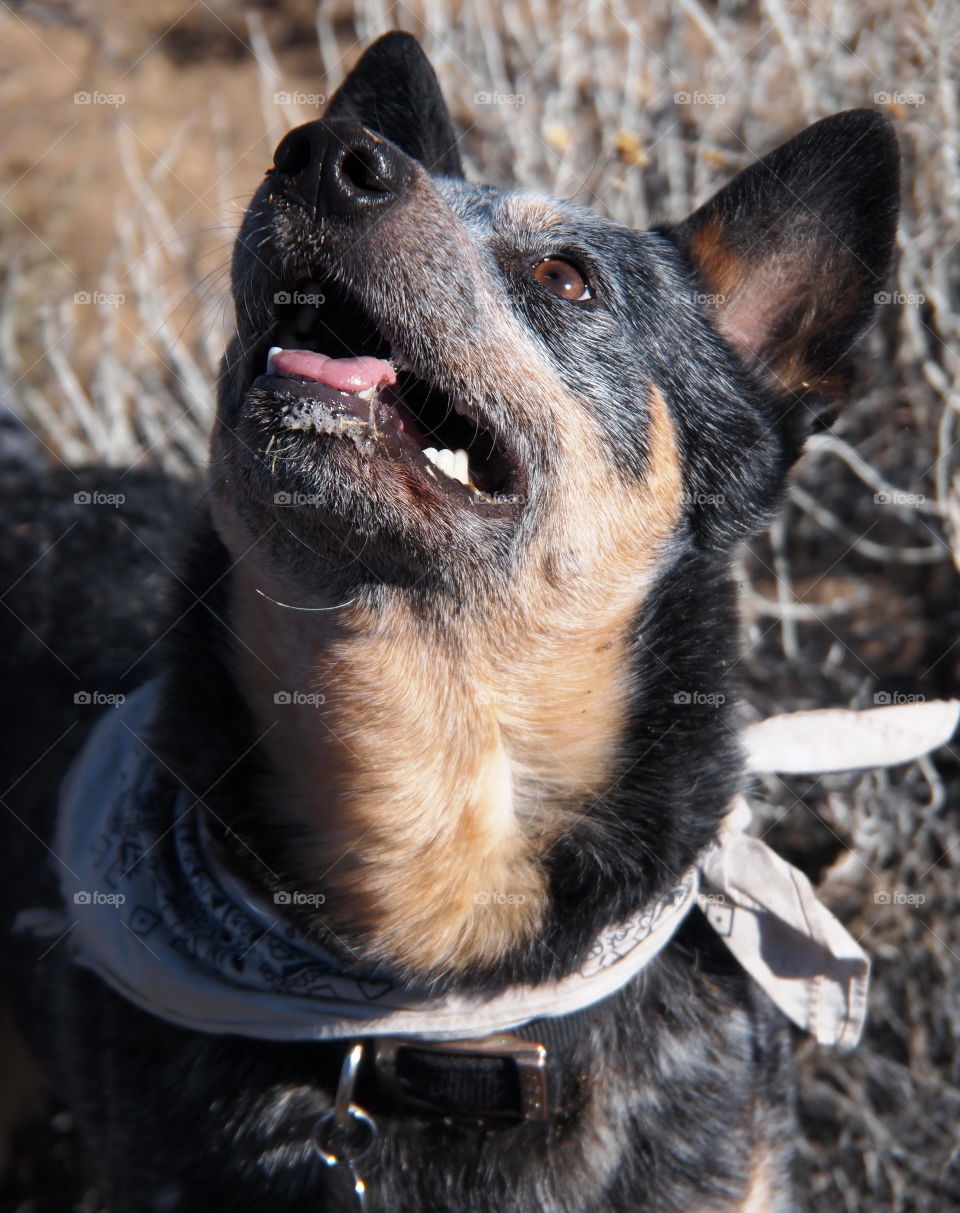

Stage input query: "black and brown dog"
[{"left": 1, "top": 31, "right": 899, "bottom": 1213}]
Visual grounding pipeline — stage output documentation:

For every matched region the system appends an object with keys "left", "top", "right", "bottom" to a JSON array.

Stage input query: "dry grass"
[{"left": 2, "top": 1, "right": 960, "bottom": 1209}]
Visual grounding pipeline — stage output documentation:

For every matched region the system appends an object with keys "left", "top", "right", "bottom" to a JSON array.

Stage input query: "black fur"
[
  {"left": 324, "top": 32, "right": 464, "bottom": 177},
  {"left": 1, "top": 31, "right": 898, "bottom": 1213}
]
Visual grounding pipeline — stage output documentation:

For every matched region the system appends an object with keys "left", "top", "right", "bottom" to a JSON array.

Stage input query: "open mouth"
[{"left": 247, "top": 279, "right": 522, "bottom": 507}]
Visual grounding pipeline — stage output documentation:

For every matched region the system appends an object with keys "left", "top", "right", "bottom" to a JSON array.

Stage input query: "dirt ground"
[{"left": 2, "top": 1, "right": 959, "bottom": 1210}]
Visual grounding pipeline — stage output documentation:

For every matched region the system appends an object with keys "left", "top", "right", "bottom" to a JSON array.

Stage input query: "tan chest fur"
[{"left": 231, "top": 379, "right": 682, "bottom": 975}]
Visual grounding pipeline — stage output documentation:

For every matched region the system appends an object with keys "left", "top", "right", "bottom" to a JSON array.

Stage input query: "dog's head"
[
  {"left": 216, "top": 31, "right": 897, "bottom": 598},
  {"left": 206, "top": 34, "right": 899, "bottom": 979}
]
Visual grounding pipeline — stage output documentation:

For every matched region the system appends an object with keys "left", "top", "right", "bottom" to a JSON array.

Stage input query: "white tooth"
[
  {"left": 267, "top": 345, "right": 283, "bottom": 373},
  {"left": 357, "top": 386, "right": 376, "bottom": 402},
  {"left": 434, "top": 448, "right": 456, "bottom": 477},
  {"left": 423, "top": 446, "right": 474, "bottom": 487},
  {"left": 452, "top": 449, "right": 470, "bottom": 485}
]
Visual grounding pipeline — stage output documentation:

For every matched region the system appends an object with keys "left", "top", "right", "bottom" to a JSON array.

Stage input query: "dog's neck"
[
  {"left": 229, "top": 558, "right": 643, "bottom": 977},
  {"left": 214, "top": 386, "right": 686, "bottom": 979}
]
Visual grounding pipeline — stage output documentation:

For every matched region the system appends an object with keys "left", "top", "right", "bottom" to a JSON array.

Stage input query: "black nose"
[{"left": 272, "top": 120, "right": 414, "bottom": 217}]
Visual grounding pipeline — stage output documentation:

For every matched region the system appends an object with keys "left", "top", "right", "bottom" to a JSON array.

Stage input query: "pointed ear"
[
  {"left": 324, "top": 32, "right": 463, "bottom": 178},
  {"left": 671, "top": 110, "right": 899, "bottom": 423}
]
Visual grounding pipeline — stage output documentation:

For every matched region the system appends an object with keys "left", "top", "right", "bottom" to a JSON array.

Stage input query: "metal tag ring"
[{"left": 313, "top": 1104, "right": 378, "bottom": 1166}]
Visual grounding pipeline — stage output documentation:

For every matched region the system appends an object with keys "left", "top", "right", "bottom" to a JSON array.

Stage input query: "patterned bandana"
[{"left": 25, "top": 683, "right": 958, "bottom": 1048}]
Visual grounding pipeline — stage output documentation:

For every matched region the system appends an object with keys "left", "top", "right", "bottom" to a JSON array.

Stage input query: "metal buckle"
[{"left": 372, "top": 1032, "right": 552, "bottom": 1122}]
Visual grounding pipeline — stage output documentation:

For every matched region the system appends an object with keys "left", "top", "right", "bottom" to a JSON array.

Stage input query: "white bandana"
[{"left": 23, "top": 684, "right": 957, "bottom": 1050}]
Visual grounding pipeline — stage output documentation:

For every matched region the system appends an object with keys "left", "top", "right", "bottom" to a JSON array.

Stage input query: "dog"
[{"left": 0, "top": 30, "right": 902, "bottom": 1213}]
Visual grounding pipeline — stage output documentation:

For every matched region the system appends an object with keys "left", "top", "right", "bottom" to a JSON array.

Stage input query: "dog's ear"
[
  {"left": 671, "top": 110, "right": 899, "bottom": 425},
  {"left": 324, "top": 32, "right": 463, "bottom": 178}
]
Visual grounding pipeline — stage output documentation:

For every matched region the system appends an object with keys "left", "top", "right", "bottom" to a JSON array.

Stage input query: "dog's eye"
[{"left": 531, "top": 257, "right": 591, "bottom": 302}]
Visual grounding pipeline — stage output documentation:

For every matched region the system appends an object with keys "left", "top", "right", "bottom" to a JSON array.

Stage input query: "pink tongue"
[{"left": 271, "top": 349, "right": 396, "bottom": 392}]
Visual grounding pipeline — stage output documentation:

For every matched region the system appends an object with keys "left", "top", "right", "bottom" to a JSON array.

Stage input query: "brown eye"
[{"left": 531, "top": 257, "right": 591, "bottom": 302}]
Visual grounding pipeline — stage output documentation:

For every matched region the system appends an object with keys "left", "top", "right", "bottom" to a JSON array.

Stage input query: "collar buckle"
[{"left": 372, "top": 1032, "right": 553, "bottom": 1122}]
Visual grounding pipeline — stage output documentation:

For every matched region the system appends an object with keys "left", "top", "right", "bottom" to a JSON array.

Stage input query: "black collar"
[{"left": 326, "top": 1008, "right": 602, "bottom": 1125}]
